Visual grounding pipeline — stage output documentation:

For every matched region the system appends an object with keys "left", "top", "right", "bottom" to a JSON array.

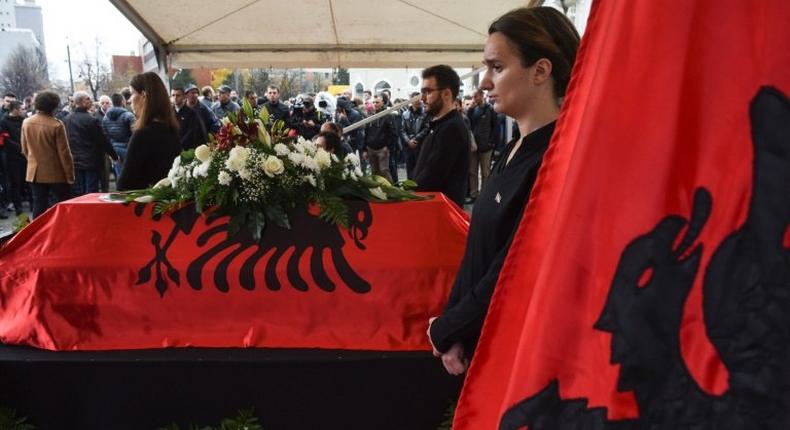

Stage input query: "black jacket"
[
  {"left": 401, "top": 106, "right": 429, "bottom": 147},
  {"left": 292, "top": 108, "right": 325, "bottom": 140},
  {"left": 429, "top": 122, "right": 555, "bottom": 356},
  {"left": 469, "top": 102, "right": 498, "bottom": 152},
  {"left": 364, "top": 110, "right": 397, "bottom": 150},
  {"left": 64, "top": 108, "right": 117, "bottom": 170},
  {"left": 194, "top": 102, "right": 220, "bottom": 133},
  {"left": 0, "top": 114, "right": 23, "bottom": 152},
  {"left": 102, "top": 107, "right": 135, "bottom": 145},
  {"left": 264, "top": 101, "right": 291, "bottom": 123},
  {"left": 336, "top": 108, "right": 365, "bottom": 152},
  {"left": 174, "top": 104, "right": 206, "bottom": 150},
  {"left": 117, "top": 122, "right": 181, "bottom": 190},
  {"left": 413, "top": 110, "right": 471, "bottom": 207}
]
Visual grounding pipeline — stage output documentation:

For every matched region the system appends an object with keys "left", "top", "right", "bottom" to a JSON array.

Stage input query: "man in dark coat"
[
  {"left": 64, "top": 92, "right": 118, "bottom": 196},
  {"left": 467, "top": 89, "right": 499, "bottom": 201},
  {"left": 413, "top": 65, "right": 470, "bottom": 207},
  {"left": 186, "top": 84, "right": 220, "bottom": 133},
  {"left": 172, "top": 86, "right": 207, "bottom": 151},
  {"left": 0, "top": 100, "right": 27, "bottom": 216},
  {"left": 400, "top": 92, "right": 430, "bottom": 179},
  {"left": 364, "top": 95, "right": 398, "bottom": 183},
  {"left": 263, "top": 85, "right": 291, "bottom": 123}
]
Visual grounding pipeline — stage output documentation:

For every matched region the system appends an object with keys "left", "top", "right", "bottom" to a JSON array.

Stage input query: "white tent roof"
[{"left": 109, "top": 0, "right": 526, "bottom": 69}]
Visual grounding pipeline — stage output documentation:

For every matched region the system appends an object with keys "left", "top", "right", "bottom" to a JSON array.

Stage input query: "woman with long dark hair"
[
  {"left": 117, "top": 72, "right": 181, "bottom": 190},
  {"left": 428, "top": 7, "right": 580, "bottom": 374}
]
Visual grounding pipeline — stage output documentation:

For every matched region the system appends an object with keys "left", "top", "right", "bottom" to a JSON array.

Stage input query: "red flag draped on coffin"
[
  {"left": 455, "top": 1, "right": 790, "bottom": 429},
  {"left": 0, "top": 194, "right": 469, "bottom": 351}
]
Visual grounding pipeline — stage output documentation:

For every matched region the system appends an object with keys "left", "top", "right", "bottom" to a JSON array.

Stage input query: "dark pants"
[
  {"left": 73, "top": 169, "right": 101, "bottom": 196},
  {"left": 388, "top": 148, "right": 400, "bottom": 183},
  {"left": 31, "top": 182, "right": 71, "bottom": 219},
  {"left": 405, "top": 148, "right": 420, "bottom": 180},
  {"left": 5, "top": 152, "right": 27, "bottom": 213}
]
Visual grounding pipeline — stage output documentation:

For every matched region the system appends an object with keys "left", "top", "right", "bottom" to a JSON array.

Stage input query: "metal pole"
[
  {"left": 343, "top": 66, "right": 485, "bottom": 134},
  {"left": 66, "top": 44, "right": 75, "bottom": 94}
]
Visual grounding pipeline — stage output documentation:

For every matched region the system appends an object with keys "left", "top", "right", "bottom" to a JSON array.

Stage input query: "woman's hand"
[{"left": 441, "top": 343, "right": 469, "bottom": 375}]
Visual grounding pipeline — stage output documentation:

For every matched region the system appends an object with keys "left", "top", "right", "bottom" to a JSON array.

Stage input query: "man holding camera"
[{"left": 291, "top": 95, "right": 325, "bottom": 140}]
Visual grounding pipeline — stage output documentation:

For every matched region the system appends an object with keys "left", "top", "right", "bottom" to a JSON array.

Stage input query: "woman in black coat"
[
  {"left": 117, "top": 72, "right": 181, "bottom": 191},
  {"left": 427, "top": 7, "right": 580, "bottom": 375}
]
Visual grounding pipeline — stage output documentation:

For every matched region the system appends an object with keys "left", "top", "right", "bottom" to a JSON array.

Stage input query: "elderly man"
[
  {"left": 63, "top": 91, "right": 118, "bottom": 195},
  {"left": 211, "top": 85, "right": 240, "bottom": 119}
]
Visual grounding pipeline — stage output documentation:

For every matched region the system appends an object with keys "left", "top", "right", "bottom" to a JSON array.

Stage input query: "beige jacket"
[{"left": 21, "top": 113, "right": 75, "bottom": 184}]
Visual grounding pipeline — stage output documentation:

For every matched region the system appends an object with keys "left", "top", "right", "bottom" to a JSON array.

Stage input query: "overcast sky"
[{"left": 37, "top": 0, "right": 143, "bottom": 83}]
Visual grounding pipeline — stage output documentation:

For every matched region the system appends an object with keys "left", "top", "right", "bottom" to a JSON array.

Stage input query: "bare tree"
[
  {"left": 0, "top": 45, "right": 49, "bottom": 99},
  {"left": 78, "top": 54, "right": 110, "bottom": 100}
]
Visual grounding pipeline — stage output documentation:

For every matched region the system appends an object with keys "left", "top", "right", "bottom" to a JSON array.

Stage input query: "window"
[
  {"left": 354, "top": 83, "right": 364, "bottom": 97},
  {"left": 374, "top": 80, "right": 391, "bottom": 93},
  {"left": 410, "top": 76, "right": 419, "bottom": 87}
]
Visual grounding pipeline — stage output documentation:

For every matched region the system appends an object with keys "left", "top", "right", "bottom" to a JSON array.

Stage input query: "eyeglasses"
[{"left": 420, "top": 87, "right": 445, "bottom": 96}]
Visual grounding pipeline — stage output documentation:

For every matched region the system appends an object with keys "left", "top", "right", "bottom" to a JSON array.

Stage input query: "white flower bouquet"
[{"left": 118, "top": 99, "right": 425, "bottom": 239}]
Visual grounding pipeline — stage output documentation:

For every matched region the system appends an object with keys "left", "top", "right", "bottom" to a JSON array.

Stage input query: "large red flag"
[{"left": 455, "top": 1, "right": 790, "bottom": 429}]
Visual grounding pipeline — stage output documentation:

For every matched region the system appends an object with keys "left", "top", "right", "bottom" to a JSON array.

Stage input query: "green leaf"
[
  {"left": 257, "top": 104, "right": 270, "bottom": 124},
  {"left": 242, "top": 97, "right": 254, "bottom": 121}
]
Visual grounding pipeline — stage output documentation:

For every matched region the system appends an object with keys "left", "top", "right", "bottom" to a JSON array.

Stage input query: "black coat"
[
  {"left": 117, "top": 122, "right": 181, "bottom": 190},
  {"left": 413, "top": 110, "right": 471, "bottom": 207},
  {"left": 174, "top": 104, "right": 207, "bottom": 151},
  {"left": 469, "top": 102, "right": 498, "bottom": 152},
  {"left": 63, "top": 108, "right": 117, "bottom": 171},
  {"left": 429, "top": 122, "right": 555, "bottom": 356},
  {"left": 364, "top": 111, "right": 397, "bottom": 150},
  {"left": 0, "top": 114, "right": 24, "bottom": 155},
  {"left": 263, "top": 101, "right": 291, "bottom": 123}
]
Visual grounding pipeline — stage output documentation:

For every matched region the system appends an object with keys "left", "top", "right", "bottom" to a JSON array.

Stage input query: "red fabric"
[
  {"left": 0, "top": 194, "right": 469, "bottom": 351},
  {"left": 454, "top": 1, "right": 790, "bottom": 427}
]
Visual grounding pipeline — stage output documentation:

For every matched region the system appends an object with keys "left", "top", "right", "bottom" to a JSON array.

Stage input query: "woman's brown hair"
[
  {"left": 489, "top": 7, "right": 580, "bottom": 99},
  {"left": 129, "top": 72, "right": 179, "bottom": 132}
]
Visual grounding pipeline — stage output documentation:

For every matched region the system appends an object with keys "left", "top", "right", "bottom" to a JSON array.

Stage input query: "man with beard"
[{"left": 413, "top": 65, "right": 471, "bottom": 207}]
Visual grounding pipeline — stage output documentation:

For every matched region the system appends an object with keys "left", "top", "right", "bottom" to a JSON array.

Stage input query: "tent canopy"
[{"left": 109, "top": 0, "right": 525, "bottom": 69}]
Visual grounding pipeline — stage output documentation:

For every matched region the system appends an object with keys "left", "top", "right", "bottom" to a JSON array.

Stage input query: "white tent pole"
[{"left": 342, "top": 66, "right": 485, "bottom": 135}]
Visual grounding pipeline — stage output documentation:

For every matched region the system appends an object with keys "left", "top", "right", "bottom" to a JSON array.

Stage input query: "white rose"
[
  {"left": 225, "top": 146, "right": 250, "bottom": 172},
  {"left": 369, "top": 187, "right": 387, "bottom": 200},
  {"left": 314, "top": 149, "right": 332, "bottom": 170},
  {"left": 194, "top": 144, "right": 211, "bottom": 163},
  {"left": 288, "top": 152, "right": 305, "bottom": 166},
  {"left": 134, "top": 195, "right": 154, "bottom": 203},
  {"left": 274, "top": 143, "right": 290, "bottom": 156},
  {"left": 262, "top": 155, "right": 285, "bottom": 178},
  {"left": 153, "top": 177, "right": 172, "bottom": 189},
  {"left": 217, "top": 171, "right": 232, "bottom": 185}
]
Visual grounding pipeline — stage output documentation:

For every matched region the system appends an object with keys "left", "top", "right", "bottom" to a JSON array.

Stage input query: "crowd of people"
[{"left": 0, "top": 67, "right": 510, "bottom": 220}]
